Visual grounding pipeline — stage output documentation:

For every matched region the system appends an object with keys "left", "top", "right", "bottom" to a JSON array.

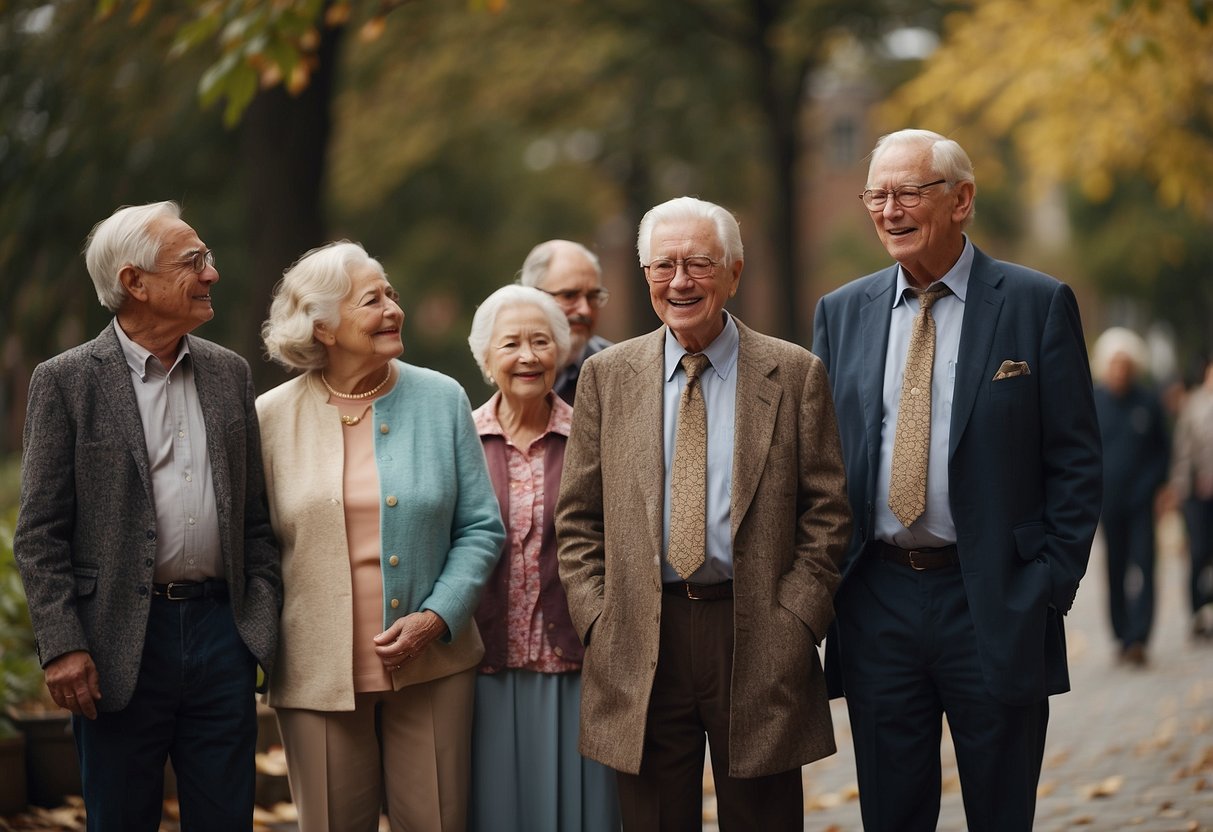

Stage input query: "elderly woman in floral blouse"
[{"left": 466, "top": 284, "right": 619, "bottom": 831}]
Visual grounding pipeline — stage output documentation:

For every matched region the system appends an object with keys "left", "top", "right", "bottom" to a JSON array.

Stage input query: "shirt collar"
[
  {"left": 473, "top": 391, "right": 573, "bottom": 439},
  {"left": 663, "top": 311, "right": 740, "bottom": 383},
  {"left": 113, "top": 320, "right": 191, "bottom": 381},
  {"left": 892, "top": 235, "right": 974, "bottom": 307}
]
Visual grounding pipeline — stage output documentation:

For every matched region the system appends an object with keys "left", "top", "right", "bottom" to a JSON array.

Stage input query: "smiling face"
[
  {"left": 866, "top": 141, "right": 974, "bottom": 287},
  {"left": 646, "top": 217, "right": 742, "bottom": 353},
  {"left": 141, "top": 216, "right": 219, "bottom": 336},
  {"left": 486, "top": 303, "right": 559, "bottom": 404},
  {"left": 321, "top": 263, "right": 405, "bottom": 367}
]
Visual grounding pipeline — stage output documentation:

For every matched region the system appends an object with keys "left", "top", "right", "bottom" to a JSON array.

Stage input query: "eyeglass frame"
[
  {"left": 642, "top": 255, "right": 722, "bottom": 283},
  {"left": 147, "top": 248, "right": 216, "bottom": 275},
  {"left": 540, "top": 286, "right": 610, "bottom": 309},
  {"left": 859, "top": 179, "right": 949, "bottom": 211}
]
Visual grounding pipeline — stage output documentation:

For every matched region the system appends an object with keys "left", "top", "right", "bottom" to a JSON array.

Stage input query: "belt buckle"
[
  {"left": 164, "top": 581, "right": 192, "bottom": 600},
  {"left": 684, "top": 583, "right": 700, "bottom": 600},
  {"left": 906, "top": 550, "right": 928, "bottom": 571}
]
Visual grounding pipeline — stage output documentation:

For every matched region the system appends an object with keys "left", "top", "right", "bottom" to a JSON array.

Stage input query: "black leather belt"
[
  {"left": 152, "top": 579, "right": 228, "bottom": 601},
  {"left": 875, "top": 542, "right": 959, "bottom": 571},
  {"left": 662, "top": 580, "right": 734, "bottom": 601}
]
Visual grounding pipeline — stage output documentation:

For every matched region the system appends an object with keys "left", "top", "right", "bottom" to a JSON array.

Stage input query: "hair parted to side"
[
  {"left": 261, "top": 241, "right": 386, "bottom": 371},
  {"left": 84, "top": 201, "right": 182, "bottom": 312},
  {"left": 869, "top": 129, "right": 977, "bottom": 227},
  {"left": 467, "top": 285, "right": 571, "bottom": 386},
  {"left": 517, "top": 240, "right": 602, "bottom": 288},
  {"left": 636, "top": 197, "right": 743, "bottom": 267}
]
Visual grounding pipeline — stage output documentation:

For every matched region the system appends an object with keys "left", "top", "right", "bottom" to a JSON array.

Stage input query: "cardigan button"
[
  {"left": 388, "top": 555, "right": 399, "bottom": 566},
  {"left": 380, "top": 423, "right": 390, "bottom": 434},
  {"left": 554, "top": 646, "right": 564, "bottom": 657},
  {"left": 385, "top": 495, "right": 398, "bottom": 507},
  {"left": 390, "top": 598, "right": 400, "bottom": 609}
]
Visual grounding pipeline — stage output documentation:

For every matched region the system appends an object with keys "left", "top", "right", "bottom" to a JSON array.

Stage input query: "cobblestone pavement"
[{"left": 703, "top": 513, "right": 1213, "bottom": 831}]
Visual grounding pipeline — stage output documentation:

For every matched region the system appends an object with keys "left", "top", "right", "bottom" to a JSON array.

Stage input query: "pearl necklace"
[{"left": 321, "top": 366, "right": 392, "bottom": 400}]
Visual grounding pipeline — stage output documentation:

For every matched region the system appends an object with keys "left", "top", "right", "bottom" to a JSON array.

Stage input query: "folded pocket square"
[{"left": 993, "top": 359, "right": 1031, "bottom": 380}]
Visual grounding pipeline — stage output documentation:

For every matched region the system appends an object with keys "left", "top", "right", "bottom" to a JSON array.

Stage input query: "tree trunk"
[{"left": 238, "top": 23, "right": 344, "bottom": 391}]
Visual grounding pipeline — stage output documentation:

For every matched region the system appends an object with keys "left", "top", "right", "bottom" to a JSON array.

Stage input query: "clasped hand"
[{"left": 373, "top": 610, "right": 448, "bottom": 673}]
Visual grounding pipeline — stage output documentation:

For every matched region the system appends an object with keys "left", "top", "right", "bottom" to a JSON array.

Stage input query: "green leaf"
[{"left": 222, "top": 61, "right": 259, "bottom": 127}]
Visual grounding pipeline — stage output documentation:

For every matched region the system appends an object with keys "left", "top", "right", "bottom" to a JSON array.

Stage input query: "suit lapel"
[
  {"left": 91, "top": 323, "right": 154, "bottom": 507},
  {"left": 950, "top": 248, "right": 1005, "bottom": 456},
  {"left": 621, "top": 329, "right": 668, "bottom": 566},
  {"left": 861, "top": 269, "right": 897, "bottom": 481},
  {"left": 729, "top": 322, "right": 780, "bottom": 541}
]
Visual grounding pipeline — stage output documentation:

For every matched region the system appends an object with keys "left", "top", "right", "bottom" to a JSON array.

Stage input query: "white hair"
[
  {"left": 869, "top": 129, "right": 977, "bottom": 227},
  {"left": 1091, "top": 326, "right": 1150, "bottom": 383},
  {"left": 468, "top": 285, "right": 571, "bottom": 385},
  {"left": 636, "top": 197, "right": 743, "bottom": 267},
  {"left": 261, "top": 241, "right": 386, "bottom": 371},
  {"left": 84, "top": 201, "right": 182, "bottom": 312},
  {"left": 517, "top": 240, "right": 602, "bottom": 288}
]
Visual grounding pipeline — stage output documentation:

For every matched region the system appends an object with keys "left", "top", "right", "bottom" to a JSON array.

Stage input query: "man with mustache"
[{"left": 519, "top": 239, "right": 612, "bottom": 405}]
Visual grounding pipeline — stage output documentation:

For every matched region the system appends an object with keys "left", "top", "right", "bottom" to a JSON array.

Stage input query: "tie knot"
[
  {"left": 680, "top": 353, "right": 710, "bottom": 383},
  {"left": 915, "top": 284, "right": 952, "bottom": 312}
]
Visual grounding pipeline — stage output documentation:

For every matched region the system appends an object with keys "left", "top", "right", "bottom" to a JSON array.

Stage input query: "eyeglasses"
[
  {"left": 859, "top": 179, "right": 948, "bottom": 211},
  {"left": 541, "top": 287, "right": 610, "bottom": 308},
  {"left": 643, "top": 256, "right": 720, "bottom": 282},
  {"left": 154, "top": 249, "right": 216, "bottom": 274}
]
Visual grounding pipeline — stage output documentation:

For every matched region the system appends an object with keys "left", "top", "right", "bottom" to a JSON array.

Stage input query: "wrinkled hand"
[
  {"left": 45, "top": 651, "right": 102, "bottom": 719},
  {"left": 373, "top": 610, "right": 448, "bottom": 673}
]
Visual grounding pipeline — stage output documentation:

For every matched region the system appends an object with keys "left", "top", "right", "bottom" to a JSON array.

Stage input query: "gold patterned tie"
[
  {"left": 888, "top": 284, "right": 952, "bottom": 528},
  {"left": 668, "top": 353, "right": 711, "bottom": 580}
]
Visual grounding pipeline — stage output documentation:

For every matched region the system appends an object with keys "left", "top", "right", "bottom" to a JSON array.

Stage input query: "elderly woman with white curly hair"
[
  {"left": 256, "top": 240, "right": 505, "bottom": 832},
  {"left": 466, "top": 285, "right": 620, "bottom": 832}
]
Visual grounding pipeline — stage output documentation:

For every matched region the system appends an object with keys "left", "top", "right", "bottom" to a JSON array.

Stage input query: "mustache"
[{"left": 568, "top": 315, "right": 592, "bottom": 327}]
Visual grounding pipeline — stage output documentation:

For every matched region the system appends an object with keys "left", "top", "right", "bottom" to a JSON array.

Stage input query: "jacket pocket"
[
  {"left": 73, "top": 563, "right": 99, "bottom": 598},
  {"left": 1012, "top": 521, "right": 1047, "bottom": 563}
]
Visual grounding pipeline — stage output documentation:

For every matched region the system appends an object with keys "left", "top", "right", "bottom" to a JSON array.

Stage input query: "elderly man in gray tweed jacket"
[{"left": 14, "top": 202, "right": 281, "bottom": 831}]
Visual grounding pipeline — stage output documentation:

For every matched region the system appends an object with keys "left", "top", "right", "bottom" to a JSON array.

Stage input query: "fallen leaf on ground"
[{"left": 1080, "top": 774, "right": 1124, "bottom": 799}]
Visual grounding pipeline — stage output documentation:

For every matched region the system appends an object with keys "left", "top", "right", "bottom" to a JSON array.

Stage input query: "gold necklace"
[
  {"left": 339, "top": 404, "right": 373, "bottom": 427},
  {"left": 321, "top": 366, "right": 392, "bottom": 400}
]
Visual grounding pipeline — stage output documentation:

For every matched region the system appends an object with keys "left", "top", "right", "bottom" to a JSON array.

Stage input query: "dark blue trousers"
[
  {"left": 74, "top": 595, "right": 257, "bottom": 832},
  {"left": 1102, "top": 502, "right": 1156, "bottom": 648},
  {"left": 836, "top": 553, "right": 1048, "bottom": 832},
  {"left": 1184, "top": 497, "right": 1213, "bottom": 614}
]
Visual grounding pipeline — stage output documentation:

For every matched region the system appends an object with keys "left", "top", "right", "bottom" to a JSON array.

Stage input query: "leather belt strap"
[
  {"left": 874, "top": 541, "right": 959, "bottom": 571},
  {"left": 152, "top": 579, "right": 228, "bottom": 601},
  {"left": 662, "top": 580, "right": 734, "bottom": 601}
]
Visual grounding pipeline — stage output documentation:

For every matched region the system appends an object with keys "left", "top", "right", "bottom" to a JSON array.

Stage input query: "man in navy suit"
[{"left": 812, "top": 129, "right": 1102, "bottom": 831}]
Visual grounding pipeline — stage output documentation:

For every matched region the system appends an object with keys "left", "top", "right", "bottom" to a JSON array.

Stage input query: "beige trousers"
[{"left": 276, "top": 669, "right": 475, "bottom": 832}]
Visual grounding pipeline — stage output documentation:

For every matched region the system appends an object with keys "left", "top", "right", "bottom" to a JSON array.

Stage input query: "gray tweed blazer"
[{"left": 14, "top": 322, "right": 281, "bottom": 711}]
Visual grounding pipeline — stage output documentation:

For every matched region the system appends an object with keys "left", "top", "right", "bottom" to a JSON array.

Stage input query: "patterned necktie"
[
  {"left": 668, "top": 353, "right": 711, "bottom": 580},
  {"left": 888, "top": 284, "right": 952, "bottom": 528}
]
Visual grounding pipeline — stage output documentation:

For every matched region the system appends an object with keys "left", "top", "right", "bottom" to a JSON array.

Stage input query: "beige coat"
[{"left": 556, "top": 321, "right": 852, "bottom": 778}]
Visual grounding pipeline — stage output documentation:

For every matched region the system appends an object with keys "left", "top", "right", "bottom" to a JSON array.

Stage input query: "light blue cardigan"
[{"left": 257, "top": 360, "right": 505, "bottom": 710}]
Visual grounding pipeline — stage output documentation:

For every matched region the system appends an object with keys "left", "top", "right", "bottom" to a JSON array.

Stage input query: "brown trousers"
[{"left": 614, "top": 592, "right": 802, "bottom": 831}]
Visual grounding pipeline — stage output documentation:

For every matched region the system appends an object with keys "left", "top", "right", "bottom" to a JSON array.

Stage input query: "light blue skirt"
[{"left": 469, "top": 670, "right": 621, "bottom": 832}]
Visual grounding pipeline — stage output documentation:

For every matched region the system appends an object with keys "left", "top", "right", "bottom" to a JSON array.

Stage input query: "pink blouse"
[
  {"left": 473, "top": 393, "right": 578, "bottom": 673},
  {"left": 333, "top": 392, "right": 393, "bottom": 693}
]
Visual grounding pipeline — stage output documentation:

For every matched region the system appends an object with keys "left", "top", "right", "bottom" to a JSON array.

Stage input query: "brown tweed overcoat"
[{"left": 556, "top": 320, "right": 852, "bottom": 778}]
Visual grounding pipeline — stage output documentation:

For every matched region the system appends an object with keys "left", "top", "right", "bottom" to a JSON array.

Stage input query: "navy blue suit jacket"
[{"left": 812, "top": 246, "right": 1102, "bottom": 706}]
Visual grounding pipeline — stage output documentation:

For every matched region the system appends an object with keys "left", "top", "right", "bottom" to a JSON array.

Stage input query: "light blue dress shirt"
[
  {"left": 660, "top": 313, "right": 739, "bottom": 584},
  {"left": 875, "top": 238, "right": 974, "bottom": 548}
]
